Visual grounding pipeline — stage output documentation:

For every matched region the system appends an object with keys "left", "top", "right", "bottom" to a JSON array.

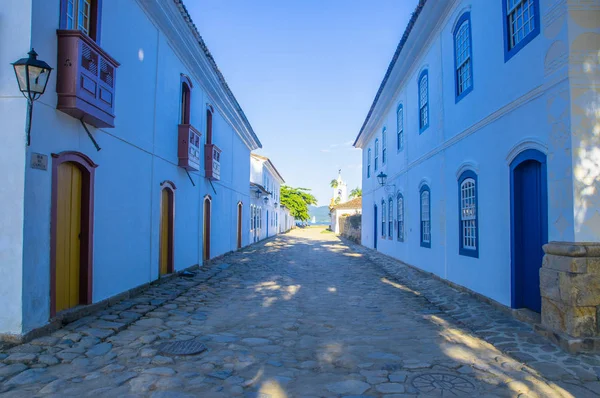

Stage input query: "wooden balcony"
[
  {"left": 205, "top": 144, "right": 222, "bottom": 181},
  {"left": 56, "top": 30, "right": 120, "bottom": 128},
  {"left": 178, "top": 124, "right": 202, "bottom": 171}
]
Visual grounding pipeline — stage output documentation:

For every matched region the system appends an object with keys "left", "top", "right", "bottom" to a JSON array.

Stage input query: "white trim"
[
  {"left": 137, "top": 0, "right": 260, "bottom": 150},
  {"left": 451, "top": 5, "right": 472, "bottom": 33},
  {"left": 455, "top": 161, "right": 479, "bottom": 179},
  {"left": 418, "top": 178, "right": 431, "bottom": 191},
  {"left": 361, "top": 80, "right": 560, "bottom": 197},
  {"left": 506, "top": 138, "right": 548, "bottom": 165}
]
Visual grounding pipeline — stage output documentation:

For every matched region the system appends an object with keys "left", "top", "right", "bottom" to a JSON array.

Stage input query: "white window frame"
[
  {"left": 507, "top": 0, "right": 535, "bottom": 49},
  {"left": 397, "top": 194, "right": 404, "bottom": 242},
  {"left": 397, "top": 105, "right": 404, "bottom": 151},
  {"left": 421, "top": 189, "right": 430, "bottom": 245},
  {"left": 66, "top": 0, "right": 92, "bottom": 35},
  {"left": 460, "top": 178, "right": 477, "bottom": 250},
  {"left": 455, "top": 19, "right": 472, "bottom": 96}
]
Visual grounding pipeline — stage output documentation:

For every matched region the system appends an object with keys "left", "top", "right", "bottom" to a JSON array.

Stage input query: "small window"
[
  {"left": 206, "top": 106, "right": 213, "bottom": 145},
  {"left": 397, "top": 193, "right": 404, "bottom": 242},
  {"left": 61, "top": 0, "right": 100, "bottom": 42},
  {"left": 181, "top": 81, "right": 191, "bottom": 124},
  {"left": 420, "top": 185, "right": 431, "bottom": 247},
  {"left": 459, "top": 170, "right": 479, "bottom": 257},
  {"left": 388, "top": 197, "right": 393, "bottom": 239},
  {"left": 503, "top": 0, "right": 540, "bottom": 60},
  {"left": 382, "top": 128, "right": 387, "bottom": 165},
  {"left": 397, "top": 105, "right": 404, "bottom": 151},
  {"left": 381, "top": 200, "right": 386, "bottom": 237},
  {"left": 367, "top": 149, "right": 372, "bottom": 178},
  {"left": 418, "top": 70, "right": 429, "bottom": 132},
  {"left": 375, "top": 139, "right": 380, "bottom": 171},
  {"left": 454, "top": 13, "right": 473, "bottom": 101}
]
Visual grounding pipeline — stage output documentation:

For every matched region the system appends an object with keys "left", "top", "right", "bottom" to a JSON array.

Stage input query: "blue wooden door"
[
  {"left": 511, "top": 150, "right": 547, "bottom": 313},
  {"left": 373, "top": 204, "right": 378, "bottom": 250},
  {"left": 266, "top": 211, "right": 269, "bottom": 238}
]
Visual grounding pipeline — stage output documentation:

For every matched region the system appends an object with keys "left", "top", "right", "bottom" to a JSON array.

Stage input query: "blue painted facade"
[
  {"left": 0, "top": 0, "right": 262, "bottom": 336},
  {"left": 354, "top": 0, "right": 600, "bottom": 308}
]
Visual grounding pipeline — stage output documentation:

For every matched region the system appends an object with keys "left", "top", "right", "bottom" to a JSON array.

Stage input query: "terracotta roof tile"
[{"left": 333, "top": 197, "right": 362, "bottom": 210}]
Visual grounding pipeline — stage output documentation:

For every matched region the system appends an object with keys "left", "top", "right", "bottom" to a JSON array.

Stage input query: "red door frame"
[{"left": 50, "top": 151, "right": 97, "bottom": 318}]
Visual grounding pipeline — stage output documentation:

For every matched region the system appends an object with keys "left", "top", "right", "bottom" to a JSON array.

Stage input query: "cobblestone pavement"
[{"left": 1, "top": 228, "right": 599, "bottom": 397}]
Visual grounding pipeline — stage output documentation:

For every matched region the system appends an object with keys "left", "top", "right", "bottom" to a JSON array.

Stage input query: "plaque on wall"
[{"left": 31, "top": 153, "right": 48, "bottom": 171}]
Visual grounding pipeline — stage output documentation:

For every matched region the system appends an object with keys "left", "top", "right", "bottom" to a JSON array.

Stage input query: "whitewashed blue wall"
[
  {"left": 358, "top": 0, "right": 597, "bottom": 307},
  {"left": 0, "top": 0, "right": 256, "bottom": 335}
]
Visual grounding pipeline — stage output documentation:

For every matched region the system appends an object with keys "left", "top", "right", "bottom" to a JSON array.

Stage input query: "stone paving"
[{"left": 1, "top": 227, "right": 599, "bottom": 397}]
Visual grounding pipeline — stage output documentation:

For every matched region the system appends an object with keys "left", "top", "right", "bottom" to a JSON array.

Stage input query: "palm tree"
[
  {"left": 349, "top": 187, "right": 362, "bottom": 199},
  {"left": 330, "top": 179, "right": 339, "bottom": 188}
]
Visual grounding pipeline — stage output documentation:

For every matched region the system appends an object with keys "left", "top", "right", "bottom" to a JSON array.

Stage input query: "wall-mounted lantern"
[
  {"left": 263, "top": 196, "right": 269, "bottom": 204},
  {"left": 377, "top": 172, "right": 388, "bottom": 187},
  {"left": 255, "top": 189, "right": 262, "bottom": 199},
  {"left": 12, "top": 49, "right": 53, "bottom": 146}
]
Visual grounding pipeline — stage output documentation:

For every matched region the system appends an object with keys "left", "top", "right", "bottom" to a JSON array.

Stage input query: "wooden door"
[
  {"left": 55, "top": 162, "right": 82, "bottom": 313},
  {"left": 511, "top": 150, "right": 547, "bottom": 313},
  {"left": 203, "top": 198, "right": 211, "bottom": 261},
  {"left": 237, "top": 203, "right": 242, "bottom": 249},
  {"left": 159, "top": 188, "right": 173, "bottom": 275},
  {"left": 373, "top": 204, "right": 378, "bottom": 250}
]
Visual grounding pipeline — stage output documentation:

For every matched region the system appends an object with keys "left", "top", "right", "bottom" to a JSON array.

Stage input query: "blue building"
[
  {"left": 354, "top": 0, "right": 599, "bottom": 329},
  {"left": 0, "top": 0, "right": 262, "bottom": 340}
]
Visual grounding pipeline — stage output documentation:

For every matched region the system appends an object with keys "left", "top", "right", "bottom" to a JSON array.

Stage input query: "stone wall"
[
  {"left": 539, "top": 242, "right": 600, "bottom": 353},
  {"left": 340, "top": 214, "right": 361, "bottom": 243}
]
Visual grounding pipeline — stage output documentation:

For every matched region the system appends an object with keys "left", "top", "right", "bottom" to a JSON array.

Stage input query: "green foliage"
[
  {"left": 330, "top": 179, "right": 339, "bottom": 188},
  {"left": 280, "top": 185, "right": 318, "bottom": 221},
  {"left": 349, "top": 187, "right": 362, "bottom": 199}
]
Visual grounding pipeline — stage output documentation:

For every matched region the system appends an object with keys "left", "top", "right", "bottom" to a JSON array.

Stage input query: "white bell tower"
[{"left": 332, "top": 170, "right": 348, "bottom": 204}]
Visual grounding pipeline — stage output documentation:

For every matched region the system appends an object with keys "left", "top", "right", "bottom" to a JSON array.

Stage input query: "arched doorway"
[
  {"left": 159, "top": 181, "right": 176, "bottom": 276},
  {"left": 373, "top": 204, "right": 378, "bottom": 250},
  {"left": 510, "top": 149, "right": 548, "bottom": 313},
  {"left": 50, "top": 151, "right": 97, "bottom": 317},
  {"left": 237, "top": 202, "right": 243, "bottom": 249},
  {"left": 203, "top": 196, "right": 211, "bottom": 261}
]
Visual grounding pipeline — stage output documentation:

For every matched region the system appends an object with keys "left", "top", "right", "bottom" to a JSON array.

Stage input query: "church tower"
[{"left": 332, "top": 170, "right": 348, "bottom": 204}]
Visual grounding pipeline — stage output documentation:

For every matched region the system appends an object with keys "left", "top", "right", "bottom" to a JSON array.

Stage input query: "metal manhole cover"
[
  {"left": 158, "top": 340, "right": 207, "bottom": 356},
  {"left": 411, "top": 373, "right": 475, "bottom": 395}
]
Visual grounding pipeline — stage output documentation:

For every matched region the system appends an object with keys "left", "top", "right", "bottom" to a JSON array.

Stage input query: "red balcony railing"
[
  {"left": 205, "top": 144, "right": 222, "bottom": 181},
  {"left": 178, "top": 124, "right": 202, "bottom": 171},
  {"left": 56, "top": 30, "right": 120, "bottom": 128}
]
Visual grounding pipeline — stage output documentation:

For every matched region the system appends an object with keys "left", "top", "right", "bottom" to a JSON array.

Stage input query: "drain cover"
[
  {"left": 411, "top": 373, "right": 475, "bottom": 395},
  {"left": 158, "top": 340, "right": 207, "bottom": 356}
]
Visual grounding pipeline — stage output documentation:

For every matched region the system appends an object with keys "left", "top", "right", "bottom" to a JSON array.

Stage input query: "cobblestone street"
[{"left": 1, "top": 228, "right": 599, "bottom": 397}]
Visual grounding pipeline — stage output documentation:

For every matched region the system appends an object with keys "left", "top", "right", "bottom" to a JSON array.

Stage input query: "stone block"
[
  {"left": 542, "top": 254, "right": 588, "bottom": 273},
  {"left": 540, "top": 268, "right": 561, "bottom": 301},
  {"left": 559, "top": 272, "right": 600, "bottom": 307},
  {"left": 565, "top": 306, "right": 597, "bottom": 337},
  {"left": 587, "top": 257, "right": 600, "bottom": 274},
  {"left": 542, "top": 297, "right": 566, "bottom": 332}
]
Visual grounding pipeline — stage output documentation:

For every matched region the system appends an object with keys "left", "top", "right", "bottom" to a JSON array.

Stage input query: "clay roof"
[
  {"left": 334, "top": 197, "right": 362, "bottom": 210},
  {"left": 354, "top": 0, "right": 427, "bottom": 146}
]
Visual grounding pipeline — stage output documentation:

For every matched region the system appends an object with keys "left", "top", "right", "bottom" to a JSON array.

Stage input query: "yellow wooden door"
[
  {"left": 55, "top": 162, "right": 82, "bottom": 313},
  {"left": 159, "top": 189, "right": 169, "bottom": 275}
]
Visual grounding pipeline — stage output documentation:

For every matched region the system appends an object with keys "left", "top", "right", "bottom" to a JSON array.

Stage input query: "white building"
[
  {"left": 331, "top": 171, "right": 348, "bottom": 206},
  {"left": 354, "top": 0, "right": 599, "bottom": 315},
  {"left": 330, "top": 197, "right": 362, "bottom": 234},
  {"left": 0, "top": 0, "right": 262, "bottom": 340},
  {"left": 249, "top": 154, "right": 292, "bottom": 242}
]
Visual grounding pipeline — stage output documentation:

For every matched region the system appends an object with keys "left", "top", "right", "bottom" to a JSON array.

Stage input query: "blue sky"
[{"left": 188, "top": 1, "right": 418, "bottom": 205}]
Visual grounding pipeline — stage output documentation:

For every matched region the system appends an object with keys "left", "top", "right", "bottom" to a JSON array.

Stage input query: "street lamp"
[
  {"left": 12, "top": 48, "right": 53, "bottom": 146},
  {"left": 377, "top": 172, "right": 387, "bottom": 187}
]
